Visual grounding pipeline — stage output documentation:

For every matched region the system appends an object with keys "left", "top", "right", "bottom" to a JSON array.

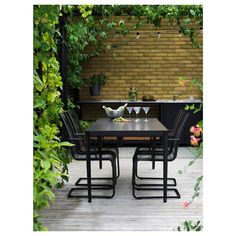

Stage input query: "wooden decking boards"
[{"left": 41, "top": 147, "right": 203, "bottom": 231}]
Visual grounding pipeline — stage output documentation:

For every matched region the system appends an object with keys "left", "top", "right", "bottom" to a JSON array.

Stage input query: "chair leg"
[
  {"left": 132, "top": 187, "right": 181, "bottom": 199},
  {"left": 152, "top": 159, "right": 155, "bottom": 169},
  {"left": 69, "top": 159, "right": 116, "bottom": 199},
  {"left": 134, "top": 160, "right": 177, "bottom": 187},
  {"left": 134, "top": 176, "right": 177, "bottom": 187},
  {"left": 75, "top": 177, "right": 114, "bottom": 187},
  {"left": 68, "top": 187, "right": 115, "bottom": 199},
  {"left": 97, "top": 137, "right": 103, "bottom": 170},
  {"left": 132, "top": 159, "right": 180, "bottom": 199},
  {"left": 116, "top": 151, "right": 120, "bottom": 179},
  {"left": 132, "top": 157, "right": 140, "bottom": 199},
  {"left": 99, "top": 158, "right": 103, "bottom": 169},
  {"left": 111, "top": 158, "right": 116, "bottom": 197},
  {"left": 151, "top": 137, "right": 156, "bottom": 169}
]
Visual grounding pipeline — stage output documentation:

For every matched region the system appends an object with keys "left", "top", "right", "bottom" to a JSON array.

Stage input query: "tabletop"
[{"left": 86, "top": 118, "right": 168, "bottom": 137}]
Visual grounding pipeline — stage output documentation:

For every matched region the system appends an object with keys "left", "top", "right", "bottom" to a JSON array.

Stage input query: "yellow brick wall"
[{"left": 79, "top": 18, "right": 203, "bottom": 102}]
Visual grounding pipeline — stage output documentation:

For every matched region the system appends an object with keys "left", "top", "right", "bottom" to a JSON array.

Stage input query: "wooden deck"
[{"left": 41, "top": 147, "right": 203, "bottom": 231}]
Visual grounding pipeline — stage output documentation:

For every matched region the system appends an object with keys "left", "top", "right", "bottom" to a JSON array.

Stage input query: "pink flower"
[
  {"left": 190, "top": 135, "right": 200, "bottom": 146},
  {"left": 190, "top": 125, "right": 202, "bottom": 137},
  {"left": 183, "top": 201, "right": 191, "bottom": 208}
]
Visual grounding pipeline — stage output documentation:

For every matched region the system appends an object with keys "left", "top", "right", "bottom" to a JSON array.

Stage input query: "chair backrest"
[
  {"left": 171, "top": 109, "right": 185, "bottom": 133},
  {"left": 168, "top": 111, "right": 190, "bottom": 161},
  {"left": 66, "top": 109, "right": 86, "bottom": 147},
  {"left": 67, "top": 109, "right": 84, "bottom": 133},
  {"left": 60, "top": 113, "right": 85, "bottom": 157}
]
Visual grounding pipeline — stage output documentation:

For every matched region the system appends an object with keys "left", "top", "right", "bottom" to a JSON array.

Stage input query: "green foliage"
[
  {"left": 67, "top": 96, "right": 79, "bottom": 110},
  {"left": 191, "top": 175, "right": 203, "bottom": 201},
  {"left": 80, "top": 120, "right": 93, "bottom": 131},
  {"left": 184, "top": 100, "right": 203, "bottom": 158},
  {"left": 33, "top": 5, "right": 72, "bottom": 231},
  {"left": 64, "top": 5, "right": 104, "bottom": 88},
  {"left": 177, "top": 75, "right": 203, "bottom": 230},
  {"left": 190, "top": 77, "right": 203, "bottom": 93},
  {"left": 177, "top": 220, "right": 203, "bottom": 231},
  {"left": 179, "top": 76, "right": 203, "bottom": 96},
  {"left": 65, "top": 5, "right": 203, "bottom": 89},
  {"left": 86, "top": 73, "right": 107, "bottom": 87}
]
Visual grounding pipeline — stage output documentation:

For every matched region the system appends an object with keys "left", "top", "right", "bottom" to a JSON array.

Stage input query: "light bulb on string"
[
  {"left": 136, "top": 32, "right": 140, "bottom": 39},
  {"left": 114, "top": 31, "right": 119, "bottom": 38},
  {"left": 157, "top": 32, "right": 161, "bottom": 38},
  {"left": 178, "top": 30, "right": 182, "bottom": 37}
]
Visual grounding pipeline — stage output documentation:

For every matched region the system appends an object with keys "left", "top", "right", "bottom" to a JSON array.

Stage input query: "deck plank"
[{"left": 41, "top": 147, "right": 203, "bottom": 231}]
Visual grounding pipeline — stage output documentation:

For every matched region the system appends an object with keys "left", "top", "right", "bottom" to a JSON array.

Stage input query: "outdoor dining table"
[{"left": 85, "top": 118, "right": 169, "bottom": 203}]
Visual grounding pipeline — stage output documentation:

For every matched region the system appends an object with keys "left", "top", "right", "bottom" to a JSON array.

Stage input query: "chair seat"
[
  {"left": 134, "top": 147, "right": 175, "bottom": 161},
  {"left": 74, "top": 147, "right": 118, "bottom": 161}
]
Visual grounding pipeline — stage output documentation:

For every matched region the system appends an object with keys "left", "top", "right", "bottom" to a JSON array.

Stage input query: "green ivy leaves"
[
  {"left": 33, "top": 5, "right": 71, "bottom": 231},
  {"left": 190, "top": 9, "right": 196, "bottom": 16},
  {"left": 79, "top": 5, "right": 93, "bottom": 18},
  {"left": 34, "top": 72, "right": 44, "bottom": 92},
  {"left": 34, "top": 96, "right": 46, "bottom": 109}
]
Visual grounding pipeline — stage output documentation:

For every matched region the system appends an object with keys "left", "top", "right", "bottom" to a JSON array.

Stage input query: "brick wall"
[
  {"left": 78, "top": 17, "right": 203, "bottom": 120},
  {"left": 79, "top": 18, "right": 203, "bottom": 101}
]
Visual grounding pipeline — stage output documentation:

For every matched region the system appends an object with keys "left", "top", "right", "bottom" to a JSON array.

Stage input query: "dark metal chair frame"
[
  {"left": 67, "top": 109, "right": 120, "bottom": 179},
  {"left": 132, "top": 111, "right": 190, "bottom": 199},
  {"left": 150, "top": 109, "right": 185, "bottom": 170},
  {"left": 60, "top": 113, "right": 117, "bottom": 199}
]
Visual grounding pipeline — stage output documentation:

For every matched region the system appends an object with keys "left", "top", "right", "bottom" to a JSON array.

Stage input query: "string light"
[
  {"left": 200, "top": 27, "right": 203, "bottom": 34},
  {"left": 157, "top": 32, "right": 161, "bottom": 38},
  {"left": 178, "top": 30, "right": 182, "bottom": 37},
  {"left": 136, "top": 32, "right": 140, "bottom": 39}
]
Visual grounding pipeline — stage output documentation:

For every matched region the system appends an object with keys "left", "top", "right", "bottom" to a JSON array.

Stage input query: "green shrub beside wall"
[{"left": 33, "top": 5, "right": 71, "bottom": 231}]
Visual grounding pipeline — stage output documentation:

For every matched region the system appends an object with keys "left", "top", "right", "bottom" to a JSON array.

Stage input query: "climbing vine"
[
  {"left": 177, "top": 77, "right": 203, "bottom": 230},
  {"left": 64, "top": 5, "right": 203, "bottom": 90},
  {"left": 33, "top": 5, "right": 72, "bottom": 231}
]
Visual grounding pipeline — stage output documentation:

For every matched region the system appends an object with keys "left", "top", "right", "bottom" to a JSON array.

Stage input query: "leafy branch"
[
  {"left": 177, "top": 220, "right": 203, "bottom": 231},
  {"left": 33, "top": 5, "right": 73, "bottom": 231}
]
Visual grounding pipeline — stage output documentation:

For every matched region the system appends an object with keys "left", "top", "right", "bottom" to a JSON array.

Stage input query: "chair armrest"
[
  {"left": 154, "top": 138, "right": 180, "bottom": 147},
  {"left": 75, "top": 132, "right": 85, "bottom": 137},
  {"left": 68, "top": 137, "right": 84, "bottom": 141},
  {"left": 168, "top": 138, "right": 180, "bottom": 141}
]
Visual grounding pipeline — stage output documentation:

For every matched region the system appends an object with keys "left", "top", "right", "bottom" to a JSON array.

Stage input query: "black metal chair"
[
  {"left": 132, "top": 111, "right": 190, "bottom": 199},
  {"left": 168, "top": 109, "right": 185, "bottom": 137},
  {"left": 60, "top": 113, "right": 117, "bottom": 199},
  {"left": 150, "top": 109, "right": 185, "bottom": 169},
  {"left": 66, "top": 109, "right": 120, "bottom": 178}
]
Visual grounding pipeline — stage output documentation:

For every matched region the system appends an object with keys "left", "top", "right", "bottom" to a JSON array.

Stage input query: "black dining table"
[{"left": 85, "top": 118, "right": 169, "bottom": 202}]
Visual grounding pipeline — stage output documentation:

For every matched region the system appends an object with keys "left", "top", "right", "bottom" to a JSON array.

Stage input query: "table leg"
[
  {"left": 98, "top": 137, "right": 103, "bottom": 169},
  {"left": 86, "top": 132, "right": 92, "bottom": 202},
  {"left": 151, "top": 136, "right": 156, "bottom": 169},
  {"left": 163, "top": 132, "right": 168, "bottom": 202}
]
